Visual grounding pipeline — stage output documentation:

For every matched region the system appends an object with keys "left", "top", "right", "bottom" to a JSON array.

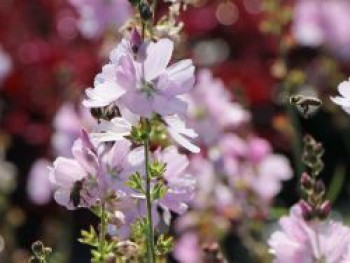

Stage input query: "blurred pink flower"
[
  {"left": 174, "top": 233, "right": 201, "bottom": 263},
  {"left": 293, "top": 0, "right": 350, "bottom": 59},
  {"left": 68, "top": 0, "right": 132, "bottom": 39},
  {"left": 269, "top": 204, "right": 350, "bottom": 263},
  {"left": 27, "top": 159, "right": 53, "bottom": 205},
  {"left": 331, "top": 77, "right": 350, "bottom": 114},
  {"left": 52, "top": 102, "right": 95, "bottom": 156},
  {"left": 186, "top": 70, "right": 250, "bottom": 145}
]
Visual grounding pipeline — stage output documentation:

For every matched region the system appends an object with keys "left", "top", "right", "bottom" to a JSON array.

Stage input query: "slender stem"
[
  {"left": 99, "top": 202, "right": 107, "bottom": 262},
  {"left": 144, "top": 127, "right": 156, "bottom": 263}
]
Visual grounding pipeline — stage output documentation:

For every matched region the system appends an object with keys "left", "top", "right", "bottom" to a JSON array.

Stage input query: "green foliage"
[
  {"left": 149, "top": 160, "right": 166, "bottom": 179},
  {"left": 151, "top": 182, "right": 167, "bottom": 202},
  {"left": 126, "top": 172, "right": 144, "bottom": 193},
  {"left": 155, "top": 234, "right": 173, "bottom": 256},
  {"left": 79, "top": 225, "right": 118, "bottom": 263}
]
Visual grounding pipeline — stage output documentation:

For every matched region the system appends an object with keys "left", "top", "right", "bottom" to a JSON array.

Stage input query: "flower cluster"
[
  {"left": 48, "top": 10, "right": 198, "bottom": 258},
  {"left": 269, "top": 204, "right": 350, "bottom": 263},
  {"left": 293, "top": 0, "right": 350, "bottom": 59},
  {"left": 174, "top": 70, "right": 293, "bottom": 262},
  {"left": 68, "top": 0, "right": 132, "bottom": 39}
]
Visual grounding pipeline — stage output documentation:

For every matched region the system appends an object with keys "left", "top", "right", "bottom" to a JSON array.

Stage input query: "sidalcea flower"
[
  {"left": 68, "top": 0, "right": 131, "bottom": 39},
  {"left": 293, "top": 0, "right": 350, "bottom": 59},
  {"left": 154, "top": 146, "right": 195, "bottom": 214},
  {"left": 174, "top": 233, "right": 201, "bottom": 263},
  {"left": 83, "top": 36, "right": 195, "bottom": 118},
  {"left": 269, "top": 204, "right": 350, "bottom": 263},
  {"left": 185, "top": 70, "right": 250, "bottom": 146},
  {"left": 331, "top": 77, "right": 350, "bottom": 114},
  {"left": 49, "top": 132, "right": 99, "bottom": 210}
]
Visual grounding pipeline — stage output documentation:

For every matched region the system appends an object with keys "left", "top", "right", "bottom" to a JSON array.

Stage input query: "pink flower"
[
  {"left": 84, "top": 37, "right": 195, "bottom": 117},
  {"left": 185, "top": 70, "right": 250, "bottom": 145},
  {"left": 52, "top": 102, "right": 95, "bottom": 156},
  {"left": 252, "top": 154, "right": 293, "bottom": 201},
  {"left": 155, "top": 146, "right": 195, "bottom": 214},
  {"left": 27, "top": 159, "right": 53, "bottom": 205},
  {"left": 293, "top": 0, "right": 350, "bottom": 59},
  {"left": 269, "top": 205, "right": 350, "bottom": 263},
  {"left": 331, "top": 77, "right": 350, "bottom": 114},
  {"left": 49, "top": 133, "right": 99, "bottom": 210},
  {"left": 174, "top": 233, "right": 201, "bottom": 263},
  {"left": 120, "top": 39, "right": 195, "bottom": 117},
  {"left": 68, "top": 0, "right": 132, "bottom": 39}
]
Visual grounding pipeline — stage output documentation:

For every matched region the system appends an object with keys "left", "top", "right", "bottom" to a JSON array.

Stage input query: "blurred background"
[{"left": 1, "top": 0, "right": 350, "bottom": 262}]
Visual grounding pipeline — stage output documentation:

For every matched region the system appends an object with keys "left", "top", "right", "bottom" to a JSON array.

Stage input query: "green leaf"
[
  {"left": 155, "top": 234, "right": 173, "bottom": 256},
  {"left": 151, "top": 182, "right": 167, "bottom": 201},
  {"left": 149, "top": 160, "right": 167, "bottom": 179},
  {"left": 126, "top": 172, "right": 144, "bottom": 193}
]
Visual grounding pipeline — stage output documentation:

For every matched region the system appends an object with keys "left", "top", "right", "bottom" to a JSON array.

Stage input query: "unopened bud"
[
  {"left": 300, "top": 173, "right": 313, "bottom": 190},
  {"left": 314, "top": 180, "right": 325, "bottom": 197},
  {"left": 130, "top": 28, "right": 142, "bottom": 54},
  {"left": 316, "top": 200, "right": 332, "bottom": 220},
  {"left": 298, "top": 200, "right": 313, "bottom": 221},
  {"left": 139, "top": 2, "right": 153, "bottom": 21},
  {"left": 314, "top": 143, "right": 324, "bottom": 156}
]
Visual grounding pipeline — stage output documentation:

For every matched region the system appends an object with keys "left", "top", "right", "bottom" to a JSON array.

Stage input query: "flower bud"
[
  {"left": 316, "top": 200, "right": 332, "bottom": 220},
  {"left": 298, "top": 200, "right": 313, "bottom": 221},
  {"left": 314, "top": 180, "right": 325, "bottom": 197},
  {"left": 130, "top": 28, "right": 142, "bottom": 54},
  {"left": 300, "top": 172, "right": 313, "bottom": 190},
  {"left": 139, "top": 2, "right": 153, "bottom": 21}
]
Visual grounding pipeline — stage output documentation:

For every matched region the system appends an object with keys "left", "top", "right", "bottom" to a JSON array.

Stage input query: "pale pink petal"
[
  {"left": 164, "top": 115, "right": 198, "bottom": 138},
  {"left": 167, "top": 127, "right": 200, "bottom": 153},
  {"left": 160, "top": 59, "right": 195, "bottom": 96},
  {"left": 54, "top": 189, "right": 74, "bottom": 210},
  {"left": 122, "top": 91, "right": 153, "bottom": 117},
  {"left": 144, "top": 39, "right": 174, "bottom": 81},
  {"left": 152, "top": 95, "right": 187, "bottom": 116},
  {"left": 50, "top": 157, "right": 86, "bottom": 187},
  {"left": 337, "top": 79, "right": 350, "bottom": 98}
]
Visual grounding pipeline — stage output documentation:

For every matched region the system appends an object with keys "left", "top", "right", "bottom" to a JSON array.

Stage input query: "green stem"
[
  {"left": 99, "top": 202, "right": 107, "bottom": 262},
  {"left": 144, "top": 125, "right": 156, "bottom": 263},
  {"left": 286, "top": 103, "right": 304, "bottom": 178}
]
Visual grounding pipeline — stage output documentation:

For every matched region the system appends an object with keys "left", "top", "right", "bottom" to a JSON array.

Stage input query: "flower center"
[{"left": 140, "top": 79, "right": 156, "bottom": 97}]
